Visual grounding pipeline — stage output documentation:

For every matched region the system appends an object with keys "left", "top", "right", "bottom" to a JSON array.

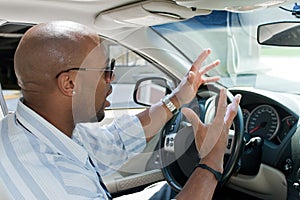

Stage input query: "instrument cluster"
[{"left": 242, "top": 104, "right": 297, "bottom": 144}]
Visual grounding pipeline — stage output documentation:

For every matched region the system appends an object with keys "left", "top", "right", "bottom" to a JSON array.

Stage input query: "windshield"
[{"left": 152, "top": 4, "right": 300, "bottom": 94}]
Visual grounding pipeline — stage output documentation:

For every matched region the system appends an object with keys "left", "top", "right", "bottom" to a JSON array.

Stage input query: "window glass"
[{"left": 106, "top": 41, "right": 170, "bottom": 109}]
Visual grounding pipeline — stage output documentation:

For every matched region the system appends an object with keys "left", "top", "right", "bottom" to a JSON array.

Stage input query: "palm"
[{"left": 173, "top": 49, "right": 220, "bottom": 106}]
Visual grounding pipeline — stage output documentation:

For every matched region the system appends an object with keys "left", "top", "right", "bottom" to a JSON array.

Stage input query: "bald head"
[{"left": 14, "top": 21, "right": 101, "bottom": 93}]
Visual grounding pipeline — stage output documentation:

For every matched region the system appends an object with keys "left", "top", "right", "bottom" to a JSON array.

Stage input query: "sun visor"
[{"left": 94, "top": 0, "right": 211, "bottom": 29}]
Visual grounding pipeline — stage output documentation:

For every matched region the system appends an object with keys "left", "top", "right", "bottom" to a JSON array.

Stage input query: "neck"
[{"left": 23, "top": 94, "right": 75, "bottom": 137}]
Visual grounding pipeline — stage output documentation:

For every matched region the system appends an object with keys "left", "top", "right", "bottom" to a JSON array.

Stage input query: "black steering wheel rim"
[{"left": 159, "top": 83, "right": 244, "bottom": 192}]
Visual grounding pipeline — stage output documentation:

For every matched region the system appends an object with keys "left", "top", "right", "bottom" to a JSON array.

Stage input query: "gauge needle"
[{"left": 249, "top": 122, "right": 267, "bottom": 134}]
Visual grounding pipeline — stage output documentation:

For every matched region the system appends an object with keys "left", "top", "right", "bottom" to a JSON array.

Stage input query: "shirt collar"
[{"left": 15, "top": 99, "right": 88, "bottom": 165}]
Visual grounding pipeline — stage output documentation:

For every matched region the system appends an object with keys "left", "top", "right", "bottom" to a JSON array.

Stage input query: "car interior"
[
  {"left": 1, "top": 0, "right": 300, "bottom": 200},
  {"left": 0, "top": 84, "right": 8, "bottom": 119}
]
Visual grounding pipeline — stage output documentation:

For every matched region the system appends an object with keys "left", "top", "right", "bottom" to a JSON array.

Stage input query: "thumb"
[
  {"left": 187, "top": 70, "right": 196, "bottom": 85},
  {"left": 224, "top": 94, "right": 242, "bottom": 126}
]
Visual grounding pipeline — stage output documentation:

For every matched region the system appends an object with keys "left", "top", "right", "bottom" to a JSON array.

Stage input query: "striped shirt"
[{"left": 0, "top": 99, "right": 146, "bottom": 199}]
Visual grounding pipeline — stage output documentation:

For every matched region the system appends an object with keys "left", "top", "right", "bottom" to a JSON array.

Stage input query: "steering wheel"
[{"left": 159, "top": 83, "right": 244, "bottom": 192}]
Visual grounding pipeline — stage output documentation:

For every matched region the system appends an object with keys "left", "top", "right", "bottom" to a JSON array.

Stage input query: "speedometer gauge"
[{"left": 246, "top": 105, "right": 280, "bottom": 140}]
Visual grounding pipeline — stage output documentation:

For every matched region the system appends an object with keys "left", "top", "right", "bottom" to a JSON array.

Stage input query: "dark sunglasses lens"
[
  {"left": 111, "top": 58, "right": 115, "bottom": 71},
  {"left": 106, "top": 59, "right": 115, "bottom": 80}
]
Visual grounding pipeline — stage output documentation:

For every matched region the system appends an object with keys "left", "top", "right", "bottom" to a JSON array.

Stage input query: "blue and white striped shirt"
[{"left": 0, "top": 100, "right": 146, "bottom": 199}]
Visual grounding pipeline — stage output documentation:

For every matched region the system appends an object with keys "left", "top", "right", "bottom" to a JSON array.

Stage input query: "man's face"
[{"left": 71, "top": 44, "right": 113, "bottom": 123}]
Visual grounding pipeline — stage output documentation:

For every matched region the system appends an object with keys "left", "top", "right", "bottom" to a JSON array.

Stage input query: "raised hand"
[
  {"left": 172, "top": 49, "right": 220, "bottom": 107},
  {"left": 181, "top": 89, "right": 241, "bottom": 172}
]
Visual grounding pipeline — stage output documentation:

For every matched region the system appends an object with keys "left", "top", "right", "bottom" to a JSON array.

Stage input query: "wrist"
[
  {"left": 169, "top": 94, "right": 180, "bottom": 109},
  {"left": 161, "top": 94, "right": 180, "bottom": 115},
  {"left": 194, "top": 163, "right": 222, "bottom": 182},
  {"left": 200, "top": 157, "right": 224, "bottom": 173}
]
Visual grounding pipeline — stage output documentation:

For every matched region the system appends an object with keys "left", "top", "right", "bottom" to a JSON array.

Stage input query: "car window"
[{"left": 106, "top": 40, "right": 171, "bottom": 109}]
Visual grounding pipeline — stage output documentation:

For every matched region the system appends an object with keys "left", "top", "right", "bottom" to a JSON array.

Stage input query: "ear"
[{"left": 57, "top": 73, "right": 75, "bottom": 97}]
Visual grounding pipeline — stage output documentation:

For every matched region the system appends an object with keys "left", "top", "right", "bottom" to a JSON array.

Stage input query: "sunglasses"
[{"left": 55, "top": 58, "right": 115, "bottom": 81}]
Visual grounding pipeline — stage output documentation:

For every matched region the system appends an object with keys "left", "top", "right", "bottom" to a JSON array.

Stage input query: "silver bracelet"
[{"left": 161, "top": 95, "right": 178, "bottom": 115}]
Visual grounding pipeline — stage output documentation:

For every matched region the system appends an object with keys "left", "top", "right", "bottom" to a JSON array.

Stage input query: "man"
[{"left": 0, "top": 21, "right": 241, "bottom": 199}]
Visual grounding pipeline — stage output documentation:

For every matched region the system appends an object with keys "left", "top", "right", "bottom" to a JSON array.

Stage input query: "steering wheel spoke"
[
  {"left": 164, "top": 133, "right": 176, "bottom": 152},
  {"left": 226, "top": 129, "right": 235, "bottom": 154}
]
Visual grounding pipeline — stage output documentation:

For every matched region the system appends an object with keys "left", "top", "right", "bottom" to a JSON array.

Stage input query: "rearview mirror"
[
  {"left": 133, "top": 77, "right": 171, "bottom": 106},
  {"left": 257, "top": 21, "right": 300, "bottom": 46}
]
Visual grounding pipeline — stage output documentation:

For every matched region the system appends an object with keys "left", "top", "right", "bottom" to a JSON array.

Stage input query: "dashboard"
[
  {"left": 230, "top": 88, "right": 300, "bottom": 199},
  {"left": 160, "top": 84, "right": 300, "bottom": 199},
  {"left": 230, "top": 88, "right": 299, "bottom": 146}
]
